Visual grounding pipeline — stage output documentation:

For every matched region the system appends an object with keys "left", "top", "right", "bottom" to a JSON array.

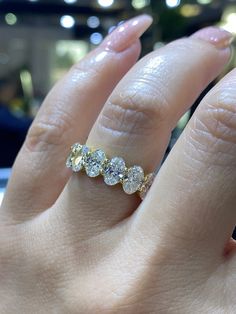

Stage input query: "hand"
[{"left": 1, "top": 14, "right": 236, "bottom": 313}]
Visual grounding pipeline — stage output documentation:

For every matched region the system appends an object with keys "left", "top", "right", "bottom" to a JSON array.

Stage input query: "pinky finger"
[{"left": 139, "top": 67, "right": 236, "bottom": 257}]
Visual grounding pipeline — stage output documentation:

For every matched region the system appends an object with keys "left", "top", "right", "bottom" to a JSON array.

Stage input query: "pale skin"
[{"left": 1, "top": 14, "right": 236, "bottom": 313}]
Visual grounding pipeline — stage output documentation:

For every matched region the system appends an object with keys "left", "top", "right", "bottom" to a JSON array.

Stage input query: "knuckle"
[
  {"left": 25, "top": 108, "right": 72, "bottom": 152},
  {"left": 99, "top": 85, "right": 169, "bottom": 138},
  {"left": 188, "top": 85, "right": 236, "bottom": 166},
  {"left": 201, "top": 87, "right": 236, "bottom": 144}
]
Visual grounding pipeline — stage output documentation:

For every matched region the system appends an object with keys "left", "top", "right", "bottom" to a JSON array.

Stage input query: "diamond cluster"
[{"left": 66, "top": 143, "right": 154, "bottom": 197}]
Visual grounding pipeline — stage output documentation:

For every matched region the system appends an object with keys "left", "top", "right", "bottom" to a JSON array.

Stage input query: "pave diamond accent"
[
  {"left": 123, "top": 166, "right": 144, "bottom": 195},
  {"left": 139, "top": 173, "right": 155, "bottom": 200},
  {"left": 103, "top": 157, "right": 126, "bottom": 186},
  {"left": 84, "top": 149, "right": 106, "bottom": 177}
]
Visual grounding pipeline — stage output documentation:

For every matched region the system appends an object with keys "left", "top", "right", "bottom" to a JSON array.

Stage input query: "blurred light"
[
  {"left": 197, "top": 0, "right": 212, "bottom": 4},
  {"left": 5, "top": 13, "right": 17, "bottom": 25},
  {"left": 226, "top": 12, "right": 236, "bottom": 23},
  {"left": 132, "top": 0, "right": 150, "bottom": 10},
  {"left": 221, "top": 12, "right": 236, "bottom": 34},
  {"left": 153, "top": 42, "right": 165, "bottom": 50},
  {"left": 90, "top": 32, "right": 103, "bottom": 45},
  {"left": 28, "top": 0, "right": 39, "bottom": 2},
  {"left": 177, "top": 110, "right": 190, "bottom": 130},
  {"left": 0, "top": 168, "right": 11, "bottom": 206},
  {"left": 56, "top": 40, "right": 88, "bottom": 60},
  {"left": 180, "top": 4, "right": 202, "bottom": 17},
  {"left": 97, "top": 0, "right": 114, "bottom": 8},
  {"left": 64, "top": 0, "right": 77, "bottom": 3},
  {"left": 20, "top": 70, "right": 33, "bottom": 99},
  {"left": 0, "top": 190, "right": 4, "bottom": 206},
  {"left": 60, "top": 15, "right": 75, "bottom": 28},
  {"left": 166, "top": 0, "right": 180, "bottom": 8},
  {"left": 87, "top": 16, "right": 100, "bottom": 28}
]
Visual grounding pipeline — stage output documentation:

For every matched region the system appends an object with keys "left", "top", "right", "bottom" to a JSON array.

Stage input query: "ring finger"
[{"left": 56, "top": 27, "right": 232, "bottom": 233}]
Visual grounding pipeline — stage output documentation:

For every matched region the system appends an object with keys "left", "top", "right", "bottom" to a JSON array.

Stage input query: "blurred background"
[{"left": 0, "top": 0, "right": 236, "bottom": 208}]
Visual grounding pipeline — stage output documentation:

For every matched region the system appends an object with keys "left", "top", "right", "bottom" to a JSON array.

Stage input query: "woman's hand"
[{"left": 1, "top": 14, "right": 236, "bottom": 313}]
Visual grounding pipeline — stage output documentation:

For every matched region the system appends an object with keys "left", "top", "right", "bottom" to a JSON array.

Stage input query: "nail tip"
[
  {"left": 192, "top": 26, "right": 234, "bottom": 50},
  {"left": 139, "top": 14, "right": 153, "bottom": 24},
  {"left": 130, "top": 14, "right": 153, "bottom": 26},
  {"left": 101, "top": 14, "right": 153, "bottom": 53}
]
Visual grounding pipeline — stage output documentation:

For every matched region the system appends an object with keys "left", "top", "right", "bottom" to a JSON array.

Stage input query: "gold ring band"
[{"left": 66, "top": 143, "right": 154, "bottom": 200}]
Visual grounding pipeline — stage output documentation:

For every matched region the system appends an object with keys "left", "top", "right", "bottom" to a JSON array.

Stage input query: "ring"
[{"left": 66, "top": 143, "right": 154, "bottom": 200}]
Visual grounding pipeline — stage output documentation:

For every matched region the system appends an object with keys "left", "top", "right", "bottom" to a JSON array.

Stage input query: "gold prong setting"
[{"left": 66, "top": 143, "right": 154, "bottom": 199}]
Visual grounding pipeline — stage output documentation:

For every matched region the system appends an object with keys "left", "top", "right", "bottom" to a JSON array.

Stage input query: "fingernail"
[
  {"left": 191, "top": 26, "right": 233, "bottom": 49},
  {"left": 117, "top": 20, "right": 125, "bottom": 27},
  {"left": 108, "top": 25, "right": 117, "bottom": 34},
  {"left": 101, "top": 14, "right": 153, "bottom": 52},
  {"left": 108, "top": 21, "right": 125, "bottom": 35}
]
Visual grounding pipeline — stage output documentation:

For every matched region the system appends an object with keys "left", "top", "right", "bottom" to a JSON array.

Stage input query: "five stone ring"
[{"left": 66, "top": 143, "right": 154, "bottom": 200}]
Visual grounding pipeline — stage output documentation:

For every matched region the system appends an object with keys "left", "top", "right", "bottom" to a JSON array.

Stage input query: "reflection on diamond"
[
  {"left": 81, "top": 145, "right": 90, "bottom": 155},
  {"left": 123, "top": 165, "right": 144, "bottom": 194},
  {"left": 84, "top": 149, "right": 106, "bottom": 177},
  {"left": 103, "top": 157, "right": 126, "bottom": 186},
  {"left": 72, "top": 155, "right": 84, "bottom": 172},
  {"left": 66, "top": 143, "right": 82, "bottom": 168},
  {"left": 66, "top": 143, "right": 90, "bottom": 172}
]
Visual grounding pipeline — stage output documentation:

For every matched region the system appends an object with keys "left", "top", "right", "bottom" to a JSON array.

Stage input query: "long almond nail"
[
  {"left": 191, "top": 26, "right": 233, "bottom": 49},
  {"left": 101, "top": 14, "right": 153, "bottom": 52}
]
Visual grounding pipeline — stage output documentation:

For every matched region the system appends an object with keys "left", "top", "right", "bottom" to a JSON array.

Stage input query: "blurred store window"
[{"left": 52, "top": 40, "right": 89, "bottom": 83}]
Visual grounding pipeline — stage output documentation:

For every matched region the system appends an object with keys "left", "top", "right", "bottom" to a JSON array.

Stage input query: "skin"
[{"left": 1, "top": 14, "right": 236, "bottom": 313}]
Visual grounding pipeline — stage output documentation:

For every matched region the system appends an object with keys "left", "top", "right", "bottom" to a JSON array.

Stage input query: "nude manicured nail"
[
  {"left": 191, "top": 26, "right": 233, "bottom": 49},
  {"left": 101, "top": 14, "right": 153, "bottom": 52}
]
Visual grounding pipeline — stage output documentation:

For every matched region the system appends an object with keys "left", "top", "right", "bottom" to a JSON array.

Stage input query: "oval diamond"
[
  {"left": 84, "top": 149, "right": 106, "bottom": 177},
  {"left": 103, "top": 157, "right": 126, "bottom": 186},
  {"left": 71, "top": 144, "right": 89, "bottom": 172},
  {"left": 71, "top": 155, "right": 84, "bottom": 172},
  {"left": 66, "top": 155, "right": 73, "bottom": 168},
  {"left": 66, "top": 143, "right": 82, "bottom": 169},
  {"left": 123, "top": 165, "right": 144, "bottom": 195}
]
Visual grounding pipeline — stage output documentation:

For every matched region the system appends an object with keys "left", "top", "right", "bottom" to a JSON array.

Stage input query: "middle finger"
[{"left": 58, "top": 27, "right": 232, "bottom": 231}]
